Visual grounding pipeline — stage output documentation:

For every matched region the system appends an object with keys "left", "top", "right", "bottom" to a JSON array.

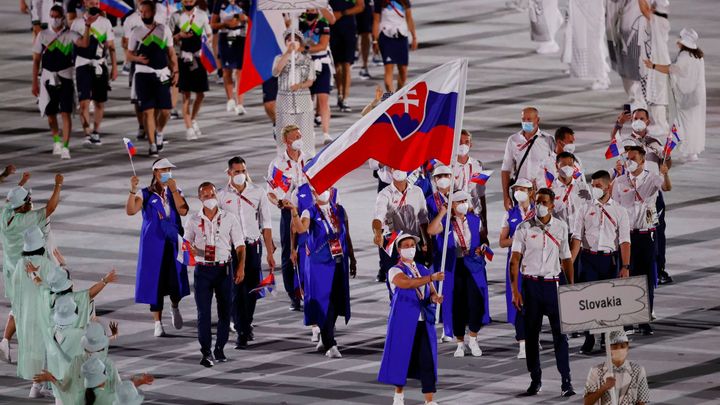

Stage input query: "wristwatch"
[{"left": 621, "top": 264, "right": 630, "bottom": 270}]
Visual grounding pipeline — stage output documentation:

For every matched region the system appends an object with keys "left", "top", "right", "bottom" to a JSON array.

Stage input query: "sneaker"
[
  {"left": 467, "top": 338, "right": 482, "bottom": 357},
  {"left": 234, "top": 335, "right": 248, "bottom": 350},
  {"left": 216, "top": 75, "right": 224, "bottom": 85},
  {"left": 170, "top": 109, "right": 180, "bottom": 120},
  {"left": 200, "top": 355, "right": 214, "bottom": 368},
  {"left": 325, "top": 345, "right": 342, "bottom": 358},
  {"left": 121, "top": 63, "right": 131, "bottom": 75},
  {"left": 226, "top": 99, "right": 237, "bottom": 113},
  {"left": 154, "top": 321, "right": 166, "bottom": 337},
  {"left": 213, "top": 348, "right": 228, "bottom": 363},
  {"left": 311, "top": 326, "right": 321, "bottom": 342},
  {"left": 688, "top": 153, "right": 699, "bottom": 162},
  {"left": 453, "top": 344, "right": 466, "bottom": 358},
  {"left": 591, "top": 79, "right": 610, "bottom": 90},
  {"left": 136, "top": 127, "right": 146, "bottom": 140},
  {"left": 536, "top": 41, "right": 560, "bottom": 54},
  {"left": 83, "top": 135, "right": 92, "bottom": 146},
  {"left": 322, "top": 133, "right": 333, "bottom": 145},
  {"left": 149, "top": 143, "right": 159, "bottom": 157},
  {"left": 517, "top": 341, "right": 526, "bottom": 359},
  {"left": 359, "top": 67, "right": 371, "bottom": 80},
  {"left": 89, "top": 132, "right": 102, "bottom": 146},
  {"left": 156, "top": 133, "right": 164, "bottom": 151},
  {"left": 315, "top": 340, "right": 324, "bottom": 352},
  {"left": 52, "top": 142, "right": 63, "bottom": 155},
  {"left": 230, "top": 322, "right": 237, "bottom": 333},
  {"left": 0, "top": 338, "right": 10, "bottom": 363},
  {"left": 314, "top": 115, "right": 322, "bottom": 127},
  {"left": 375, "top": 269, "right": 386, "bottom": 283},
  {"left": 580, "top": 335, "right": 595, "bottom": 355},
  {"left": 393, "top": 392, "right": 404, "bottom": 405},
  {"left": 29, "top": 383, "right": 44, "bottom": 398},
  {"left": 372, "top": 54, "right": 382, "bottom": 66},
  {"left": 192, "top": 120, "right": 202, "bottom": 136},
  {"left": 171, "top": 306, "right": 183, "bottom": 329},
  {"left": 235, "top": 104, "right": 247, "bottom": 116},
  {"left": 39, "top": 386, "right": 54, "bottom": 397},
  {"left": 521, "top": 381, "right": 542, "bottom": 396},
  {"left": 60, "top": 147, "right": 71, "bottom": 160},
  {"left": 338, "top": 99, "right": 352, "bottom": 112},
  {"left": 561, "top": 383, "right": 576, "bottom": 397},
  {"left": 186, "top": 127, "right": 198, "bottom": 141},
  {"left": 440, "top": 333, "right": 454, "bottom": 343}
]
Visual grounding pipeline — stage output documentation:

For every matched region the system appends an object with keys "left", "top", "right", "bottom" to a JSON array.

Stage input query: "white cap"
[
  {"left": 114, "top": 381, "right": 145, "bottom": 405},
  {"left": 6, "top": 186, "right": 29, "bottom": 209},
  {"left": 81, "top": 357, "right": 108, "bottom": 389},
  {"left": 432, "top": 165, "right": 452, "bottom": 177},
  {"left": 679, "top": 28, "right": 698, "bottom": 50},
  {"left": 512, "top": 178, "right": 533, "bottom": 189},
  {"left": 46, "top": 265, "right": 73, "bottom": 293},
  {"left": 609, "top": 329, "right": 629, "bottom": 345},
  {"left": 451, "top": 190, "right": 470, "bottom": 202},
  {"left": 52, "top": 294, "right": 79, "bottom": 327},
  {"left": 621, "top": 137, "right": 642, "bottom": 149},
  {"left": 81, "top": 321, "right": 110, "bottom": 353},
  {"left": 151, "top": 158, "right": 176, "bottom": 170},
  {"left": 394, "top": 233, "right": 420, "bottom": 248},
  {"left": 653, "top": 0, "right": 669, "bottom": 14},
  {"left": 23, "top": 226, "right": 45, "bottom": 252}
]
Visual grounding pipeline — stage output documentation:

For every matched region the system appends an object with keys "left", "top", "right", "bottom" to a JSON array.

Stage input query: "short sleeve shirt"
[
  {"left": 330, "top": 0, "right": 358, "bottom": 31},
  {"left": 612, "top": 170, "right": 664, "bottom": 230},
  {"left": 183, "top": 209, "right": 245, "bottom": 263},
  {"left": 174, "top": 8, "right": 212, "bottom": 53},
  {"left": 511, "top": 216, "right": 570, "bottom": 277},
  {"left": 213, "top": 0, "right": 249, "bottom": 36},
  {"left": 32, "top": 28, "right": 82, "bottom": 75},
  {"left": 70, "top": 16, "right": 115, "bottom": 60},
  {"left": 128, "top": 23, "right": 174, "bottom": 70},
  {"left": 501, "top": 130, "right": 555, "bottom": 187},
  {"left": 375, "top": 0, "right": 411, "bottom": 37},
  {"left": 217, "top": 182, "right": 272, "bottom": 242},
  {"left": 299, "top": 15, "right": 330, "bottom": 55},
  {"left": 584, "top": 362, "right": 650, "bottom": 405},
  {"left": 374, "top": 182, "right": 429, "bottom": 235}
]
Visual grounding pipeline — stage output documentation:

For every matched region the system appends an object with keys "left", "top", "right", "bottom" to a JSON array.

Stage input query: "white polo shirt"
[
  {"left": 611, "top": 170, "right": 664, "bottom": 230},
  {"left": 512, "top": 216, "right": 571, "bottom": 278},
  {"left": 266, "top": 150, "right": 309, "bottom": 201},
  {"left": 551, "top": 178, "right": 589, "bottom": 232},
  {"left": 572, "top": 198, "right": 631, "bottom": 252},
  {"left": 217, "top": 182, "right": 272, "bottom": 242},
  {"left": 501, "top": 130, "right": 555, "bottom": 188},
  {"left": 183, "top": 209, "right": 245, "bottom": 263},
  {"left": 374, "top": 182, "right": 428, "bottom": 234}
]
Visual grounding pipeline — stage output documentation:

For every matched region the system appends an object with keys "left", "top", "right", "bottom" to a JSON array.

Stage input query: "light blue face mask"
[
  {"left": 160, "top": 172, "right": 172, "bottom": 183},
  {"left": 521, "top": 121, "right": 535, "bottom": 133}
]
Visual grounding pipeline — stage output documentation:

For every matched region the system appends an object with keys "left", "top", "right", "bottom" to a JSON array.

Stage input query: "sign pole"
[
  {"left": 289, "top": 11, "right": 298, "bottom": 86},
  {"left": 604, "top": 331, "right": 618, "bottom": 405}
]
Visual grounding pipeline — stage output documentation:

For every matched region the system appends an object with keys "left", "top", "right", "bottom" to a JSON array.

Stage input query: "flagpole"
[
  {"left": 129, "top": 157, "right": 136, "bottom": 177},
  {"left": 435, "top": 58, "right": 468, "bottom": 323}
]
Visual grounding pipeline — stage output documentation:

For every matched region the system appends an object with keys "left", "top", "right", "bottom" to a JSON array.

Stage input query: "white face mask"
[
  {"left": 232, "top": 173, "right": 246, "bottom": 185},
  {"left": 536, "top": 204, "right": 550, "bottom": 218},
  {"left": 455, "top": 202, "right": 469, "bottom": 215},
  {"left": 626, "top": 160, "right": 639, "bottom": 173},
  {"left": 316, "top": 191, "right": 330, "bottom": 203},
  {"left": 563, "top": 143, "right": 576, "bottom": 153},
  {"left": 392, "top": 170, "right": 408, "bottom": 182},
  {"left": 202, "top": 198, "right": 218, "bottom": 210},
  {"left": 435, "top": 177, "right": 451, "bottom": 189},
  {"left": 559, "top": 166, "right": 575, "bottom": 179},
  {"left": 631, "top": 119, "right": 647, "bottom": 132},
  {"left": 51, "top": 17, "right": 64, "bottom": 29},
  {"left": 400, "top": 247, "right": 416, "bottom": 260},
  {"left": 591, "top": 186, "right": 605, "bottom": 200},
  {"left": 611, "top": 347, "right": 629, "bottom": 365},
  {"left": 514, "top": 190, "right": 529, "bottom": 203},
  {"left": 290, "top": 139, "right": 302, "bottom": 151},
  {"left": 457, "top": 144, "right": 470, "bottom": 156}
]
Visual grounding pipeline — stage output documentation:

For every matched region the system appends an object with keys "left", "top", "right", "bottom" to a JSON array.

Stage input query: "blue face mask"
[
  {"left": 160, "top": 172, "right": 172, "bottom": 183},
  {"left": 521, "top": 121, "right": 535, "bottom": 133}
]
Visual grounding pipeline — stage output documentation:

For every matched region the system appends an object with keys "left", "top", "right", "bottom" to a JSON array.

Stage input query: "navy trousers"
[
  {"left": 522, "top": 278, "right": 571, "bottom": 385},
  {"left": 320, "top": 262, "right": 347, "bottom": 349},
  {"left": 279, "top": 209, "right": 298, "bottom": 302},
  {"left": 630, "top": 232, "right": 656, "bottom": 313},
  {"left": 406, "top": 321, "right": 436, "bottom": 394},
  {"left": 452, "top": 259, "right": 484, "bottom": 337},
  {"left": 655, "top": 192, "right": 666, "bottom": 271},
  {"left": 579, "top": 250, "right": 618, "bottom": 282},
  {"left": 194, "top": 263, "right": 232, "bottom": 357},
  {"left": 232, "top": 241, "right": 262, "bottom": 340}
]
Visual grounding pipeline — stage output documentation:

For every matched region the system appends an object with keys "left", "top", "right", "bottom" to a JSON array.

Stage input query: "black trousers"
[
  {"left": 232, "top": 241, "right": 262, "bottom": 339},
  {"left": 452, "top": 259, "right": 484, "bottom": 338},
  {"left": 630, "top": 231, "right": 656, "bottom": 313},
  {"left": 150, "top": 241, "right": 182, "bottom": 312},
  {"left": 579, "top": 250, "right": 618, "bottom": 282},
  {"left": 279, "top": 209, "right": 298, "bottom": 302},
  {"left": 522, "top": 278, "right": 571, "bottom": 385},
  {"left": 655, "top": 192, "right": 666, "bottom": 270},
  {"left": 406, "top": 321, "right": 436, "bottom": 394},
  {"left": 194, "top": 263, "right": 232, "bottom": 357},
  {"left": 320, "top": 262, "right": 346, "bottom": 349}
]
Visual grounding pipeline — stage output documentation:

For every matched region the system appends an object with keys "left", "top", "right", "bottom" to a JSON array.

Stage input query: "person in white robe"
[
  {"left": 607, "top": 0, "right": 652, "bottom": 104},
  {"left": 562, "top": 0, "right": 611, "bottom": 90},
  {"left": 643, "top": 28, "right": 706, "bottom": 161},
  {"left": 529, "top": 0, "right": 563, "bottom": 54},
  {"left": 642, "top": 0, "right": 671, "bottom": 136}
]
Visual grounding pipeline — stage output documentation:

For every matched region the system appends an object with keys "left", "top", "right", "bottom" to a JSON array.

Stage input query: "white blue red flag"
[
  {"left": 249, "top": 273, "right": 275, "bottom": 296},
  {"left": 176, "top": 236, "right": 196, "bottom": 266},
  {"left": 304, "top": 59, "right": 468, "bottom": 193},
  {"left": 99, "top": 0, "right": 132, "bottom": 18},
  {"left": 238, "top": 5, "right": 285, "bottom": 95},
  {"left": 470, "top": 170, "right": 493, "bottom": 186},
  {"left": 384, "top": 230, "right": 404, "bottom": 257},
  {"left": 199, "top": 37, "right": 217, "bottom": 73}
]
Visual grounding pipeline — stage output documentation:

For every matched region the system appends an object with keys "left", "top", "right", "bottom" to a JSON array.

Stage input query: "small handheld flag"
[
  {"left": 671, "top": 124, "right": 681, "bottom": 143},
  {"left": 483, "top": 245, "right": 494, "bottom": 262},
  {"left": 384, "top": 230, "right": 403, "bottom": 257},
  {"left": 122, "top": 137, "right": 137, "bottom": 176},
  {"left": 199, "top": 37, "right": 217, "bottom": 73},
  {"left": 176, "top": 236, "right": 196, "bottom": 266},
  {"left": 249, "top": 273, "right": 275, "bottom": 295},
  {"left": 544, "top": 168, "right": 555, "bottom": 187},
  {"left": 572, "top": 166, "right": 582, "bottom": 180},
  {"left": 470, "top": 170, "right": 493, "bottom": 186},
  {"left": 269, "top": 166, "right": 291, "bottom": 192},
  {"left": 99, "top": 0, "right": 132, "bottom": 18},
  {"left": 663, "top": 137, "right": 677, "bottom": 158},
  {"left": 605, "top": 138, "right": 620, "bottom": 159}
]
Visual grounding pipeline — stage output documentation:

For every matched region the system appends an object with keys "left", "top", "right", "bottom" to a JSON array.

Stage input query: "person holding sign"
[
  {"left": 377, "top": 234, "right": 443, "bottom": 405},
  {"left": 510, "top": 188, "right": 575, "bottom": 397},
  {"left": 571, "top": 169, "right": 631, "bottom": 354},
  {"left": 427, "top": 191, "right": 490, "bottom": 358},
  {"left": 583, "top": 330, "right": 650, "bottom": 405}
]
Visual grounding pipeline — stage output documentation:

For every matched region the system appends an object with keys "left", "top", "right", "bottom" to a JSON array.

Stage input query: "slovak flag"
[
  {"left": 269, "top": 166, "right": 291, "bottom": 192},
  {"left": 544, "top": 168, "right": 555, "bottom": 187},
  {"left": 238, "top": 3, "right": 285, "bottom": 95},
  {"left": 99, "top": 0, "right": 132, "bottom": 18},
  {"left": 605, "top": 138, "right": 620, "bottom": 159},
  {"left": 304, "top": 59, "right": 468, "bottom": 193},
  {"left": 199, "top": 36, "right": 217, "bottom": 73},
  {"left": 572, "top": 166, "right": 582, "bottom": 179},
  {"left": 249, "top": 272, "right": 275, "bottom": 295},
  {"left": 122, "top": 137, "right": 136, "bottom": 157},
  {"left": 176, "top": 236, "right": 196, "bottom": 266},
  {"left": 470, "top": 170, "right": 493, "bottom": 186},
  {"left": 483, "top": 245, "right": 494, "bottom": 262},
  {"left": 384, "top": 230, "right": 403, "bottom": 257},
  {"left": 663, "top": 137, "right": 677, "bottom": 157}
]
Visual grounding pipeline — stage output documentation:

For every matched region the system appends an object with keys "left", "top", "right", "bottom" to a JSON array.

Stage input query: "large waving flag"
[
  {"left": 99, "top": 0, "right": 133, "bottom": 18},
  {"left": 304, "top": 59, "right": 468, "bottom": 193},
  {"left": 238, "top": 4, "right": 285, "bottom": 95}
]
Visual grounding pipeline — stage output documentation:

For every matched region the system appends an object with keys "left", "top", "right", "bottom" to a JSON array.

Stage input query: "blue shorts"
[
  {"left": 262, "top": 77, "right": 278, "bottom": 103},
  {"left": 219, "top": 33, "right": 245, "bottom": 70},
  {"left": 134, "top": 72, "right": 172, "bottom": 112},
  {"left": 330, "top": 26, "right": 357, "bottom": 64},
  {"left": 356, "top": 5, "right": 373, "bottom": 34},
  {"left": 310, "top": 62, "right": 331, "bottom": 95},
  {"left": 43, "top": 77, "right": 75, "bottom": 115},
  {"left": 379, "top": 33, "right": 409, "bottom": 66},
  {"left": 76, "top": 64, "right": 109, "bottom": 102}
]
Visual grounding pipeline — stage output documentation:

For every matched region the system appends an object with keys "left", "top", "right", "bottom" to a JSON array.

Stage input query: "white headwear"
[
  {"left": 81, "top": 322, "right": 110, "bottom": 353},
  {"left": 113, "top": 381, "right": 145, "bottom": 405},
  {"left": 151, "top": 158, "right": 176, "bottom": 170},
  {"left": 451, "top": 190, "right": 471, "bottom": 202},
  {"left": 81, "top": 356, "right": 108, "bottom": 388},
  {"left": 46, "top": 265, "right": 73, "bottom": 293},
  {"left": 609, "top": 329, "right": 629, "bottom": 345},
  {"left": 394, "top": 233, "right": 420, "bottom": 249},
  {"left": 432, "top": 165, "right": 452, "bottom": 177},
  {"left": 6, "top": 186, "right": 30, "bottom": 209},
  {"left": 52, "top": 295, "right": 79, "bottom": 327},
  {"left": 653, "top": 0, "right": 669, "bottom": 14},
  {"left": 679, "top": 28, "right": 699, "bottom": 50}
]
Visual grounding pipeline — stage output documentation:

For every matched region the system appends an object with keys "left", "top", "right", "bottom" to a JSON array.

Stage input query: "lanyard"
[
  {"left": 523, "top": 207, "right": 535, "bottom": 221},
  {"left": 627, "top": 173, "right": 645, "bottom": 203},
  {"left": 395, "top": 190, "right": 408, "bottom": 208},
  {"left": 451, "top": 217, "right": 469, "bottom": 253},
  {"left": 387, "top": 0, "right": 405, "bottom": 18},
  {"left": 562, "top": 183, "right": 574, "bottom": 204},
  {"left": 432, "top": 192, "right": 444, "bottom": 213},
  {"left": 598, "top": 204, "right": 618, "bottom": 227},
  {"left": 517, "top": 134, "right": 536, "bottom": 151},
  {"left": 200, "top": 214, "right": 222, "bottom": 246},
  {"left": 541, "top": 226, "right": 560, "bottom": 248}
]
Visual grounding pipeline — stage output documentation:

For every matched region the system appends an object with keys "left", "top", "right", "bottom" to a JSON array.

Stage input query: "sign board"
[
  {"left": 558, "top": 276, "right": 651, "bottom": 334},
  {"left": 258, "top": 0, "right": 328, "bottom": 11}
]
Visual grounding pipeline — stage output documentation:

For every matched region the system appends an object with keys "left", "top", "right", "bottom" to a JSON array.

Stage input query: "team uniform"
[
  {"left": 501, "top": 130, "right": 555, "bottom": 188},
  {"left": 128, "top": 22, "right": 174, "bottom": 112},
  {"left": 329, "top": 0, "right": 358, "bottom": 64},
  {"left": 374, "top": 0, "right": 411, "bottom": 66},
  {"left": 33, "top": 28, "right": 81, "bottom": 117},
  {"left": 213, "top": 0, "right": 248, "bottom": 70},
  {"left": 500, "top": 203, "right": 534, "bottom": 342},
  {"left": 71, "top": 16, "right": 113, "bottom": 103},
  {"left": 300, "top": 14, "right": 332, "bottom": 95},
  {"left": 356, "top": 0, "right": 374, "bottom": 34},
  {"left": 173, "top": 8, "right": 212, "bottom": 93},
  {"left": 453, "top": 156, "right": 487, "bottom": 216}
]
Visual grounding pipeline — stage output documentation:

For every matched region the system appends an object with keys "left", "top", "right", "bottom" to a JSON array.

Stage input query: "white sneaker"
[
  {"left": 322, "top": 133, "right": 333, "bottom": 145},
  {"left": 536, "top": 41, "right": 560, "bottom": 54},
  {"left": 235, "top": 104, "right": 247, "bottom": 116},
  {"left": 192, "top": 120, "right": 202, "bottom": 136},
  {"left": 39, "top": 386, "right": 54, "bottom": 397},
  {"left": 316, "top": 340, "right": 324, "bottom": 352},
  {"left": 0, "top": 338, "right": 10, "bottom": 363},
  {"left": 171, "top": 306, "right": 183, "bottom": 329},
  {"left": 453, "top": 343, "right": 466, "bottom": 358},
  {"left": 52, "top": 142, "right": 62, "bottom": 155},
  {"left": 325, "top": 345, "right": 342, "bottom": 358},
  {"left": 591, "top": 79, "right": 610, "bottom": 90},
  {"left": 230, "top": 322, "right": 237, "bottom": 333},
  {"left": 517, "top": 341, "right": 526, "bottom": 359},
  {"left": 311, "top": 326, "right": 321, "bottom": 342},
  {"left": 393, "top": 392, "right": 405, "bottom": 405},
  {"left": 440, "top": 332, "right": 454, "bottom": 343},
  {"left": 29, "top": 383, "right": 44, "bottom": 398},
  {"left": 467, "top": 338, "right": 482, "bottom": 357},
  {"left": 154, "top": 321, "right": 166, "bottom": 337},
  {"left": 60, "top": 147, "right": 71, "bottom": 160},
  {"left": 226, "top": 99, "right": 236, "bottom": 113},
  {"left": 688, "top": 153, "right": 699, "bottom": 162},
  {"left": 186, "top": 127, "right": 198, "bottom": 141}
]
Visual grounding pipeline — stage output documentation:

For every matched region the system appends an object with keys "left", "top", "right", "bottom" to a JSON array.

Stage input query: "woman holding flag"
[
  {"left": 173, "top": 0, "right": 213, "bottom": 140},
  {"left": 498, "top": 178, "right": 534, "bottom": 359},
  {"left": 427, "top": 191, "right": 490, "bottom": 358},
  {"left": 125, "top": 158, "right": 190, "bottom": 338}
]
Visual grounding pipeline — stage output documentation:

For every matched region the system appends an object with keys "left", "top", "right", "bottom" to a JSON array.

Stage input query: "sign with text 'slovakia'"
[{"left": 258, "top": 0, "right": 328, "bottom": 10}]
